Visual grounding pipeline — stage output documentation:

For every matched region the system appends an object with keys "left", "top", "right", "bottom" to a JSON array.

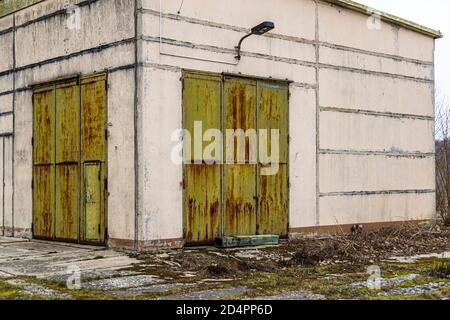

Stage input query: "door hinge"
[
  {"left": 105, "top": 129, "right": 108, "bottom": 140},
  {"left": 105, "top": 178, "right": 108, "bottom": 191},
  {"left": 31, "top": 179, "right": 34, "bottom": 189},
  {"left": 98, "top": 224, "right": 101, "bottom": 234},
  {"left": 31, "top": 137, "right": 34, "bottom": 146},
  {"left": 98, "top": 170, "right": 101, "bottom": 181}
]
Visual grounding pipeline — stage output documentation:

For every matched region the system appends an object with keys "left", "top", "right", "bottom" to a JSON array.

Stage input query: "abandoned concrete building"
[{"left": 0, "top": 0, "right": 443, "bottom": 250}]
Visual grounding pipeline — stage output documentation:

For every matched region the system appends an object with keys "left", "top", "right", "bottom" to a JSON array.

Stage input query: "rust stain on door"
[
  {"left": 223, "top": 77, "right": 257, "bottom": 236},
  {"left": 182, "top": 72, "right": 222, "bottom": 243},
  {"left": 257, "top": 82, "right": 289, "bottom": 236},
  {"left": 182, "top": 71, "right": 289, "bottom": 244},
  {"left": 32, "top": 74, "right": 107, "bottom": 244}
]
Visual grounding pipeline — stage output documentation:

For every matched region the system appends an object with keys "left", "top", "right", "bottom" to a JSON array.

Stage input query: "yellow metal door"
[
  {"left": 182, "top": 72, "right": 222, "bottom": 244},
  {"left": 80, "top": 74, "right": 107, "bottom": 244},
  {"left": 32, "top": 74, "right": 107, "bottom": 244},
  {"left": 84, "top": 163, "right": 102, "bottom": 242},
  {"left": 32, "top": 85, "right": 55, "bottom": 239},
  {"left": 223, "top": 77, "right": 257, "bottom": 236},
  {"left": 257, "top": 81, "right": 289, "bottom": 236},
  {"left": 55, "top": 81, "right": 80, "bottom": 241}
]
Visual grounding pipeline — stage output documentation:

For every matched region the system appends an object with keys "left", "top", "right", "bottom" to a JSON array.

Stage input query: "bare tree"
[{"left": 435, "top": 92, "right": 450, "bottom": 225}]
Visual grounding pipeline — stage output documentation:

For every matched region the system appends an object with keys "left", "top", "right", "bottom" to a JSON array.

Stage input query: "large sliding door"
[
  {"left": 32, "top": 75, "right": 107, "bottom": 244},
  {"left": 182, "top": 71, "right": 289, "bottom": 245}
]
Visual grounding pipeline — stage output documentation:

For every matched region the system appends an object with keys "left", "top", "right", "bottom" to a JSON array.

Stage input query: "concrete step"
[{"left": 216, "top": 235, "right": 279, "bottom": 248}]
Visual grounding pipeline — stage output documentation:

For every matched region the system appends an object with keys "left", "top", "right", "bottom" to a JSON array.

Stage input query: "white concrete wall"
[
  {"left": 136, "top": 0, "right": 318, "bottom": 242},
  {"left": 0, "top": 0, "right": 136, "bottom": 241},
  {"left": 137, "top": 0, "right": 436, "bottom": 242},
  {"left": 317, "top": 1, "right": 436, "bottom": 227}
]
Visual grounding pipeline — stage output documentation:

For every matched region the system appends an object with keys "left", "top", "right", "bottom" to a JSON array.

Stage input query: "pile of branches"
[{"left": 285, "top": 223, "right": 450, "bottom": 266}]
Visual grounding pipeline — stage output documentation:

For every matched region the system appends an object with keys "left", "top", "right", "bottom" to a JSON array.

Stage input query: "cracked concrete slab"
[
  {"left": 6, "top": 278, "right": 72, "bottom": 299},
  {"left": 252, "top": 291, "right": 325, "bottom": 300},
  {"left": 158, "top": 286, "right": 248, "bottom": 300},
  {"left": 82, "top": 275, "right": 164, "bottom": 290}
]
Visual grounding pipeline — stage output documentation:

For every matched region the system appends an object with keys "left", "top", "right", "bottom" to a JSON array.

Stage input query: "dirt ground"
[{"left": 1, "top": 223, "right": 450, "bottom": 300}]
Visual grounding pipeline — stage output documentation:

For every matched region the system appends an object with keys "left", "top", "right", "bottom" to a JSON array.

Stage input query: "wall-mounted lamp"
[{"left": 235, "top": 21, "right": 275, "bottom": 60}]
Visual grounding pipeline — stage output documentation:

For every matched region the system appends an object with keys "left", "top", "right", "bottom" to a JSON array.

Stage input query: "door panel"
[
  {"left": 55, "top": 164, "right": 79, "bottom": 241},
  {"left": 33, "top": 87, "right": 55, "bottom": 165},
  {"left": 55, "top": 83, "right": 79, "bottom": 164},
  {"left": 84, "top": 163, "right": 102, "bottom": 242},
  {"left": 32, "top": 166, "right": 55, "bottom": 239},
  {"left": 33, "top": 75, "right": 107, "bottom": 244},
  {"left": 223, "top": 164, "right": 257, "bottom": 236},
  {"left": 257, "top": 82, "right": 289, "bottom": 235},
  {"left": 258, "top": 82, "right": 288, "bottom": 164},
  {"left": 223, "top": 78, "right": 257, "bottom": 236},
  {"left": 81, "top": 76, "right": 107, "bottom": 162},
  {"left": 182, "top": 73, "right": 222, "bottom": 243},
  {"left": 258, "top": 164, "right": 288, "bottom": 236},
  {"left": 184, "top": 164, "right": 221, "bottom": 243}
]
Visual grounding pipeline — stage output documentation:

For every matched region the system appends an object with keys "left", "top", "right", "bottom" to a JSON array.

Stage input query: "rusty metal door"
[
  {"left": 257, "top": 81, "right": 289, "bottom": 236},
  {"left": 182, "top": 72, "right": 222, "bottom": 244},
  {"left": 80, "top": 74, "right": 107, "bottom": 243},
  {"left": 182, "top": 72, "right": 289, "bottom": 244},
  {"left": 54, "top": 81, "right": 80, "bottom": 241},
  {"left": 32, "top": 74, "right": 107, "bottom": 244},
  {"left": 32, "top": 85, "right": 56, "bottom": 239},
  {"left": 223, "top": 77, "right": 257, "bottom": 236}
]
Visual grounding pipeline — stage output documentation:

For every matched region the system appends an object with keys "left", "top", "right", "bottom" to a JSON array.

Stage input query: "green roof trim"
[{"left": 325, "top": 0, "right": 443, "bottom": 39}]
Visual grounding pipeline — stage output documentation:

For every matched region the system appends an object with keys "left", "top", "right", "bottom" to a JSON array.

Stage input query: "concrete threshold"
[
  {"left": 0, "top": 236, "right": 30, "bottom": 244},
  {"left": 215, "top": 235, "right": 279, "bottom": 248}
]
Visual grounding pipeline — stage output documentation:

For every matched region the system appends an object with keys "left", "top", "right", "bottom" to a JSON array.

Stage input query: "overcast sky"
[{"left": 357, "top": 0, "right": 450, "bottom": 100}]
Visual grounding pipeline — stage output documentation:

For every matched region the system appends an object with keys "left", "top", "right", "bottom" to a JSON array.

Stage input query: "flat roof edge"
[{"left": 323, "top": 0, "right": 443, "bottom": 39}]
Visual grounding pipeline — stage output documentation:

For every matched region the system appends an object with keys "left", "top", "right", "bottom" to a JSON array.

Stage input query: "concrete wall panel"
[
  {"left": 0, "top": 114, "right": 13, "bottom": 134},
  {"left": 15, "top": 0, "right": 134, "bottom": 68},
  {"left": 289, "top": 87, "right": 317, "bottom": 228},
  {"left": 0, "top": 74, "right": 13, "bottom": 93},
  {"left": 319, "top": 69, "right": 434, "bottom": 116},
  {"left": 140, "top": 0, "right": 316, "bottom": 41},
  {"left": 13, "top": 90, "right": 32, "bottom": 236},
  {"left": 3, "top": 136, "right": 13, "bottom": 236},
  {"left": 0, "top": 32, "right": 13, "bottom": 72},
  {"left": 319, "top": 46, "right": 433, "bottom": 80},
  {"left": 318, "top": 2, "right": 434, "bottom": 62},
  {"left": 0, "top": 93, "right": 13, "bottom": 114},
  {"left": 142, "top": 13, "right": 316, "bottom": 64},
  {"left": 138, "top": 66, "right": 183, "bottom": 242},
  {"left": 319, "top": 111, "right": 434, "bottom": 153},
  {"left": 0, "top": 138, "right": 3, "bottom": 234},
  {"left": 141, "top": 41, "right": 316, "bottom": 85},
  {"left": 15, "top": 43, "right": 134, "bottom": 89},
  {"left": 319, "top": 192, "right": 435, "bottom": 226},
  {"left": 107, "top": 70, "right": 136, "bottom": 242},
  {"left": 319, "top": 154, "right": 434, "bottom": 193}
]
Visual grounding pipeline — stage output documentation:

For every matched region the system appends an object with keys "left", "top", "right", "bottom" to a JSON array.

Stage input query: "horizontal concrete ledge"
[
  {"left": 319, "top": 189, "right": 435, "bottom": 197},
  {"left": 0, "top": 63, "right": 135, "bottom": 97},
  {"left": 319, "top": 106, "right": 434, "bottom": 121},
  {"left": 143, "top": 36, "right": 433, "bottom": 83},
  {"left": 319, "top": 149, "right": 435, "bottom": 159},
  {"left": 140, "top": 8, "right": 434, "bottom": 65},
  {"left": 0, "top": 37, "right": 135, "bottom": 78},
  {"left": 289, "top": 219, "right": 428, "bottom": 235},
  {"left": 108, "top": 237, "right": 185, "bottom": 251}
]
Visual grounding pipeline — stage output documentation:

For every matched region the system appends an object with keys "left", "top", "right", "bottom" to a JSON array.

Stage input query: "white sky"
[{"left": 356, "top": 0, "right": 450, "bottom": 99}]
